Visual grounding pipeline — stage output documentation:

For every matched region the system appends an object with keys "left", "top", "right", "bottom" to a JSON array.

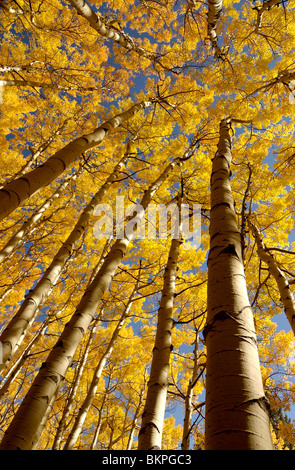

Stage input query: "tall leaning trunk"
[
  {"left": 249, "top": 220, "right": 295, "bottom": 334},
  {"left": 204, "top": 119, "right": 273, "bottom": 450},
  {"left": 0, "top": 157, "right": 181, "bottom": 450},
  {"left": 0, "top": 117, "right": 70, "bottom": 190},
  {"left": 67, "top": 0, "right": 157, "bottom": 62},
  {"left": 138, "top": 199, "right": 181, "bottom": 450},
  {"left": 64, "top": 283, "right": 138, "bottom": 450},
  {"left": 0, "top": 147, "right": 131, "bottom": 372},
  {"left": 0, "top": 100, "right": 151, "bottom": 222},
  {"left": 52, "top": 322, "right": 98, "bottom": 450},
  {"left": 0, "top": 169, "right": 79, "bottom": 263},
  {"left": 181, "top": 331, "right": 202, "bottom": 450},
  {"left": 207, "top": 0, "right": 223, "bottom": 57}
]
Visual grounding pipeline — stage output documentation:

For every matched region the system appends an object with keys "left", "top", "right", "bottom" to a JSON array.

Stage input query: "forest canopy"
[{"left": 0, "top": 0, "right": 295, "bottom": 451}]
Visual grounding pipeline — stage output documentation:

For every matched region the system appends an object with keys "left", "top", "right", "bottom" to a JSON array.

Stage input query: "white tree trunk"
[
  {"left": 0, "top": 100, "right": 152, "bottom": 221},
  {"left": 67, "top": 0, "right": 157, "bottom": 62},
  {"left": 64, "top": 283, "right": 138, "bottom": 450},
  {"left": 249, "top": 220, "right": 295, "bottom": 334},
  {"left": 204, "top": 118, "right": 273, "bottom": 450},
  {"left": 0, "top": 156, "right": 181, "bottom": 450},
  {"left": 138, "top": 197, "right": 181, "bottom": 450}
]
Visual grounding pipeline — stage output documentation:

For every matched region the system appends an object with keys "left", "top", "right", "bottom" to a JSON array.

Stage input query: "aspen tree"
[
  {"left": 248, "top": 220, "right": 295, "bottom": 335},
  {"left": 67, "top": 0, "right": 159, "bottom": 63},
  {"left": 0, "top": 145, "right": 132, "bottom": 371},
  {"left": 0, "top": 118, "right": 70, "bottom": 190},
  {"left": 0, "top": 100, "right": 152, "bottom": 221},
  {"left": 204, "top": 118, "right": 273, "bottom": 450},
  {"left": 126, "top": 387, "right": 145, "bottom": 450},
  {"left": 0, "top": 319, "right": 48, "bottom": 399},
  {"left": 0, "top": 154, "right": 185, "bottom": 450},
  {"left": 207, "top": 0, "right": 223, "bottom": 58},
  {"left": 253, "top": 0, "right": 284, "bottom": 32},
  {"left": 0, "top": 63, "right": 49, "bottom": 73},
  {"left": 64, "top": 282, "right": 139, "bottom": 450},
  {"left": 0, "top": 286, "right": 76, "bottom": 399},
  {"left": 89, "top": 384, "right": 108, "bottom": 450},
  {"left": 0, "top": 79, "right": 100, "bottom": 93},
  {"left": 181, "top": 330, "right": 203, "bottom": 450},
  {"left": 31, "top": 386, "right": 61, "bottom": 450},
  {"left": 0, "top": 169, "right": 79, "bottom": 263},
  {"left": 138, "top": 195, "right": 182, "bottom": 450},
  {"left": 52, "top": 322, "right": 98, "bottom": 450},
  {"left": 52, "top": 244, "right": 111, "bottom": 449}
]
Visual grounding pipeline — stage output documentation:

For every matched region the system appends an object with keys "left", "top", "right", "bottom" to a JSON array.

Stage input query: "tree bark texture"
[
  {"left": 249, "top": 220, "right": 295, "bottom": 335},
  {"left": 207, "top": 0, "right": 223, "bottom": 57},
  {"left": 138, "top": 199, "right": 181, "bottom": 450},
  {"left": 0, "top": 170, "right": 78, "bottom": 263},
  {"left": 64, "top": 284, "right": 138, "bottom": 450},
  {"left": 0, "top": 149, "right": 130, "bottom": 371},
  {"left": 204, "top": 118, "right": 273, "bottom": 450},
  {"left": 67, "top": 0, "right": 157, "bottom": 61},
  {"left": 0, "top": 100, "right": 151, "bottom": 221},
  {"left": 0, "top": 157, "right": 179, "bottom": 450}
]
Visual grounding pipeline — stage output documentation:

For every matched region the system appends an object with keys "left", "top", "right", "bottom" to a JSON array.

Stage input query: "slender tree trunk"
[
  {"left": 0, "top": 99, "right": 152, "bottom": 221},
  {"left": 0, "top": 62, "right": 46, "bottom": 73},
  {"left": 0, "top": 319, "right": 47, "bottom": 399},
  {"left": 0, "top": 155, "right": 181, "bottom": 450},
  {"left": 207, "top": 0, "right": 223, "bottom": 58},
  {"left": 126, "top": 386, "right": 145, "bottom": 450},
  {"left": 52, "top": 258, "right": 109, "bottom": 450},
  {"left": 248, "top": 220, "right": 295, "bottom": 334},
  {"left": 0, "top": 118, "right": 70, "bottom": 190},
  {"left": 51, "top": 323, "right": 98, "bottom": 450},
  {"left": 254, "top": 0, "right": 283, "bottom": 32},
  {"left": 181, "top": 331, "right": 201, "bottom": 450},
  {"left": 67, "top": 0, "right": 158, "bottom": 62},
  {"left": 30, "top": 385, "right": 61, "bottom": 450},
  {"left": 138, "top": 197, "right": 181, "bottom": 450},
  {"left": 0, "top": 170, "right": 78, "bottom": 263},
  {"left": 64, "top": 284, "right": 138, "bottom": 450},
  {"left": 0, "top": 146, "right": 131, "bottom": 371},
  {"left": 89, "top": 386, "right": 108, "bottom": 450},
  {"left": 0, "top": 79, "right": 100, "bottom": 92},
  {"left": 204, "top": 118, "right": 273, "bottom": 450}
]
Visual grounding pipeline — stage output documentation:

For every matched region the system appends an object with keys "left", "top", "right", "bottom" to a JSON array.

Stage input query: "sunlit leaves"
[{"left": 0, "top": 0, "right": 295, "bottom": 451}]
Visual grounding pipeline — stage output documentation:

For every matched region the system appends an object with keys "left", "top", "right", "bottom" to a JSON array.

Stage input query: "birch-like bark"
[
  {"left": 52, "top": 322, "right": 98, "bottom": 450},
  {"left": 0, "top": 99, "right": 152, "bottom": 221},
  {"left": 181, "top": 331, "right": 201, "bottom": 450},
  {"left": 30, "top": 385, "right": 61, "bottom": 450},
  {"left": 138, "top": 198, "right": 181, "bottom": 450},
  {"left": 0, "top": 63, "right": 46, "bottom": 73},
  {"left": 204, "top": 118, "right": 273, "bottom": 450},
  {"left": 0, "top": 288, "right": 75, "bottom": 397},
  {"left": 0, "top": 118, "right": 70, "bottom": 190},
  {"left": 67, "top": 0, "right": 158, "bottom": 63},
  {"left": 0, "top": 320, "right": 47, "bottom": 399},
  {"left": 249, "top": 220, "right": 295, "bottom": 334},
  {"left": 0, "top": 147, "right": 131, "bottom": 371},
  {"left": 0, "top": 171, "right": 78, "bottom": 263},
  {"left": 207, "top": 0, "right": 223, "bottom": 58},
  {"left": 0, "top": 155, "right": 181, "bottom": 450},
  {"left": 88, "top": 385, "right": 108, "bottom": 450},
  {"left": 126, "top": 386, "right": 145, "bottom": 450},
  {"left": 64, "top": 283, "right": 138, "bottom": 450}
]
